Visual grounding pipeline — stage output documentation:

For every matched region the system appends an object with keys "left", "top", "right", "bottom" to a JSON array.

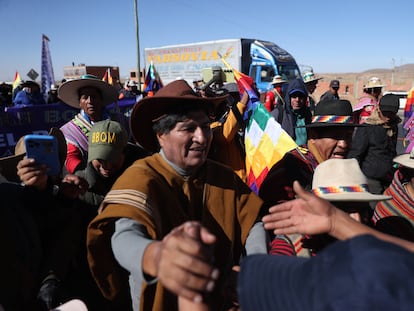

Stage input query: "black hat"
[
  {"left": 301, "top": 99, "right": 359, "bottom": 128},
  {"left": 330, "top": 80, "right": 340, "bottom": 88},
  {"left": 379, "top": 94, "right": 399, "bottom": 114}
]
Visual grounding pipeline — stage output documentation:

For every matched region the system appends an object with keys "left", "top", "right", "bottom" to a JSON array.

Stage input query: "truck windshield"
[
  {"left": 278, "top": 64, "right": 301, "bottom": 81},
  {"left": 257, "top": 64, "right": 301, "bottom": 83}
]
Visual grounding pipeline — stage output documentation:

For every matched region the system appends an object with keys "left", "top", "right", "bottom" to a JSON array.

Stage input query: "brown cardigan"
[{"left": 87, "top": 153, "right": 263, "bottom": 310}]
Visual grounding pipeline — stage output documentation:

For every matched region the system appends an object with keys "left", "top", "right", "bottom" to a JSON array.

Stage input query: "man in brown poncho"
[{"left": 87, "top": 79, "right": 267, "bottom": 311}]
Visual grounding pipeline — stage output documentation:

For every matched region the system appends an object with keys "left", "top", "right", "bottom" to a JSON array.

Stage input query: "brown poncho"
[{"left": 87, "top": 153, "right": 263, "bottom": 310}]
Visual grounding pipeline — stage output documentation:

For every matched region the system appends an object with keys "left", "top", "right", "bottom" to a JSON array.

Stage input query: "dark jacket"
[
  {"left": 271, "top": 79, "right": 312, "bottom": 142},
  {"left": 347, "top": 124, "right": 396, "bottom": 181}
]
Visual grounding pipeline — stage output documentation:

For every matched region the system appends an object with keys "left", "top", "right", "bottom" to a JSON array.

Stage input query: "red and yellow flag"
[{"left": 12, "top": 71, "right": 21, "bottom": 91}]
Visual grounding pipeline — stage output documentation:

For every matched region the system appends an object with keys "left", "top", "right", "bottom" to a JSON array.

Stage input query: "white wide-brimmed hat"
[
  {"left": 393, "top": 148, "right": 414, "bottom": 169},
  {"left": 302, "top": 71, "right": 323, "bottom": 84},
  {"left": 312, "top": 158, "right": 392, "bottom": 202},
  {"left": 270, "top": 75, "right": 288, "bottom": 85}
]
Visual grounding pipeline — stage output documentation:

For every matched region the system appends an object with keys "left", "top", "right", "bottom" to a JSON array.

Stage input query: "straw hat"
[
  {"left": 363, "top": 77, "right": 386, "bottom": 89},
  {"left": 58, "top": 74, "right": 118, "bottom": 108},
  {"left": 312, "top": 158, "right": 392, "bottom": 201},
  {"left": 302, "top": 71, "right": 323, "bottom": 84},
  {"left": 270, "top": 75, "right": 288, "bottom": 85},
  {"left": 130, "top": 79, "right": 228, "bottom": 153}
]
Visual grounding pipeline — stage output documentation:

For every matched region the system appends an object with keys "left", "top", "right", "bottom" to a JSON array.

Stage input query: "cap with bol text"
[{"left": 88, "top": 120, "right": 128, "bottom": 163}]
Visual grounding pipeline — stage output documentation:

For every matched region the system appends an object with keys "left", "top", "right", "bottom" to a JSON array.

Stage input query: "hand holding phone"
[{"left": 24, "top": 134, "right": 61, "bottom": 176}]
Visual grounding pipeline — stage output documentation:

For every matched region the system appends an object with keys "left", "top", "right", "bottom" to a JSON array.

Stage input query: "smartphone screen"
[{"left": 24, "top": 134, "right": 61, "bottom": 176}]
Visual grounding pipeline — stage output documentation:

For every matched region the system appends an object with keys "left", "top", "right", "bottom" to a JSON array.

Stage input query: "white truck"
[{"left": 144, "top": 38, "right": 302, "bottom": 93}]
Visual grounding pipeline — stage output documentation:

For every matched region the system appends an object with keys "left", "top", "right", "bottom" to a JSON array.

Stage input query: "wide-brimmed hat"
[
  {"left": 301, "top": 99, "right": 360, "bottom": 128},
  {"left": 393, "top": 147, "right": 414, "bottom": 169},
  {"left": 238, "top": 235, "right": 414, "bottom": 311},
  {"left": 270, "top": 75, "right": 288, "bottom": 85},
  {"left": 58, "top": 74, "right": 118, "bottom": 108},
  {"left": 312, "top": 158, "right": 391, "bottom": 202},
  {"left": 363, "top": 77, "right": 386, "bottom": 89},
  {"left": 130, "top": 79, "right": 228, "bottom": 153},
  {"left": 0, "top": 128, "right": 67, "bottom": 182},
  {"left": 302, "top": 71, "right": 323, "bottom": 84}
]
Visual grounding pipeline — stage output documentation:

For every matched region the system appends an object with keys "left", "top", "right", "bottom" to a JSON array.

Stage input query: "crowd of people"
[
  {"left": 1, "top": 72, "right": 414, "bottom": 311},
  {"left": 0, "top": 77, "right": 143, "bottom": 109}
]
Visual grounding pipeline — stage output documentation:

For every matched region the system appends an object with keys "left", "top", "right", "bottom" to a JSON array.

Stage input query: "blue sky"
[{"left": 1, "top": 0, "right": 412, "bottom": 82}]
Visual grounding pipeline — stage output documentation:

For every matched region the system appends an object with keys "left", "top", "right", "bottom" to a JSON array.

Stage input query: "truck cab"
[{"left": 243, "top": 39, "right": 301, "bottom": 93}]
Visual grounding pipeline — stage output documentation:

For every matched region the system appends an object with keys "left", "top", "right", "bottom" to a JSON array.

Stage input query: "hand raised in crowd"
[
  {"left": 262, "top": 181, "right": 337, "bottom": 236},
  {"left": 17, "top": 157, "right": 49, "bottom": 191},
  {"left": 60, "top": 174, "right": 89, "bottom": 199},
  {"left": 145, "top": 221, "right": 219, "bottom": 305}
]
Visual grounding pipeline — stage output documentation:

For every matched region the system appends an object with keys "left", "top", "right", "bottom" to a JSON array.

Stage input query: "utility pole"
[
  {"left": 391, "top": 58, "right": 395, "bottom": 87},
  {"left": 134, "top": 0, "right": 141, "bottom": 92}
]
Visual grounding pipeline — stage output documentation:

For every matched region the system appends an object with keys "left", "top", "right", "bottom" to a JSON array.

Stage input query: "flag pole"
[{"left": 134, "top": 0, "right": 142, "bottom": 92}]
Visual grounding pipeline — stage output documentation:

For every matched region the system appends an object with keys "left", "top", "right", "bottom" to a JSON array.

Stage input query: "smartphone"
[{"left": 24, "top": 134, "right": 61, "bottom": 176}]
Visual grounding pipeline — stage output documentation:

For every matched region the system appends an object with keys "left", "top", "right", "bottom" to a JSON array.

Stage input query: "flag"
[
  {"left": 221, "top": 56, "right": 298, "bottom": 193},
  {"left": 404, "top": 86, "right": 414, "bottom": 123},
  {"left": 220, "top": 57, "right": 259, "bottom": 120},
  {"left": 245, "top": 104, "right": 298, "bottom": 193},
  {"left": 102, "top": 68, "right": 113, "bottom": 85},
  {"left": 12, "top": 71, "right": 21, "bottom": 91},
  {"left": 143, "top": 62, "right": 163, "bottom": 95},
  {"left": 41, "top": 34, "right": 55, "bottom": 101}
]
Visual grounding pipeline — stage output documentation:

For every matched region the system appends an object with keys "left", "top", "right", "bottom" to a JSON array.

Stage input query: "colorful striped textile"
[
  {"left": 245, "top": 103, "right": 298, "bottom": 193},
  {"left": 312, "top": 184, "right": 370, "bottom": 196},
  {"left": 311, "top": 115, "right": 353, "bottom": 124},
  {"left": 373, "top": 170, "right": 414, "bottom": 227}
]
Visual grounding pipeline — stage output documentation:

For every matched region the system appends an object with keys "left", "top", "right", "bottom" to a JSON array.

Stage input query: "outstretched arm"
[{"left": 262, "top": 181, "right": 414, "bottom": 252}]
